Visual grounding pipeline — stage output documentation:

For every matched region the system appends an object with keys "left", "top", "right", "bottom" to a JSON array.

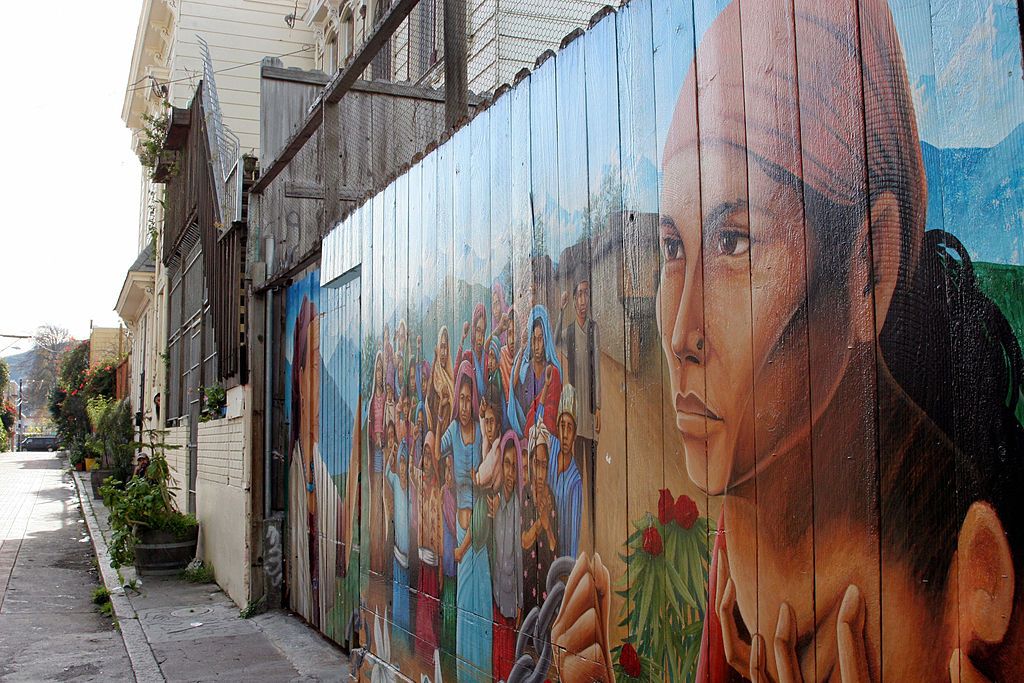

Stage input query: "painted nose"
[{"left": 670, "top": 271, "right": 705, "bottom": 366}]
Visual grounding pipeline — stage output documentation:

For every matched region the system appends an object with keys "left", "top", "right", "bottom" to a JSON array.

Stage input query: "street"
[{"left": 0, "top": 449, "right": 133, "bottom": 681}]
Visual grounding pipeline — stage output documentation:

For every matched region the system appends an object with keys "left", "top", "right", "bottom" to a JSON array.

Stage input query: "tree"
[
  {"left": 28, "top": 325, "right": 72, "bottom": 416},
  {"left": 50, "top": 340, "right": 90, "bottom": 455},
  {"left": 0, "top": 357, "right": 9, "bottom": 398}
]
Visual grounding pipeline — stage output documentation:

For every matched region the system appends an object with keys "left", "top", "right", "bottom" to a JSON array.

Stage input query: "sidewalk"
[
  {"left": 74, "top": 468, "right": 351, "bottom": 682},
  {"left": 0, "top": 449, "right": 133, "bottom": 681}
]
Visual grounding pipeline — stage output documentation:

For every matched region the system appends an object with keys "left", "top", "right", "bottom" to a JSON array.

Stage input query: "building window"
[
  {"left": 341, "top": 11, "right": 354, "bottom": 63},
  {"left": 324, "top": 30, "right": 338, "bottom": 72}
]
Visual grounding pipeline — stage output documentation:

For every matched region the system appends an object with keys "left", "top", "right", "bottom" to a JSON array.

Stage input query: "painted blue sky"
[
  {"left": 893, "top": 0, "right": 1024, "bottom": 148},
  {"left": 689, "top": 0, "right": 1024, "bottom": 150}
]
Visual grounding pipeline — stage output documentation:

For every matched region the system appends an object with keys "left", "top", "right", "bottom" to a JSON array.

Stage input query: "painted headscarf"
[
  {"left": 469, "top": 303, "right": 489, "bottom": 394},
  {"left": 431, "top": 326, "right": 455, "bottom": 413},
  {"left": 507, "top": 305, "right": 563, "bottom": 433},
  {"left": 453, "top": 358, "right": 480, "bottom": 420},
  {"left": 413, "top": 401, "right": 428, "bottom": 466},
  {"left": 367, "top": 351, "right": 386, "bottom": 438},
  {"left": 527, "top": 415, "right": 560, "bottom": 493},
  {"left": 421, "top": 430, "right": 437, "bottom": 486},
  {"left": 558, "top": 383, "right": 577, "bottom": 422}
]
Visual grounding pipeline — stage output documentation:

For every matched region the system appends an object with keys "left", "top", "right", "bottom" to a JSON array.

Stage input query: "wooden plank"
[
  {"left": 553, "top": 31, "right": 595, "bottom": 562},
  {"left": 357, "top": 200, "right": 374, "bottom": 652},
  {"left": 580, "top": 9, "right": 628, "bottom": 674},
  {"left": 251, "top": 0, "right": 420, "bottom": 194},
  {"left": 284, "top": 181, "right": 326, "bottom": 200},
  {"left": 443, "top": 0, "right": 469, "bottom": 127},
  {"left": 616, "top": 2, "right": 665, "bottom": 676},
  {"left": 529, "top": 56, "right": 558, "bottom": 314},
  {"left": 792, "top": 0, "right": 882, "bottom": 678},
  {"left": 433, "top": 136, "right": 457, "bottom": 682},
  {"left": 261, "top": 64, "right": 332, "bottom": 86}
]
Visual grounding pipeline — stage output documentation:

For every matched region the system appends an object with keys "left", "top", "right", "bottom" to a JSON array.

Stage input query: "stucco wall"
[{"left": 196, "top": 416, "right": 249, "bottom": 607}]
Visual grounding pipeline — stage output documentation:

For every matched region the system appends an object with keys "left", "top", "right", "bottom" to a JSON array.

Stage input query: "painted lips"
[{"left": 675, "top": 392, "right": 722, "bottom": 434}]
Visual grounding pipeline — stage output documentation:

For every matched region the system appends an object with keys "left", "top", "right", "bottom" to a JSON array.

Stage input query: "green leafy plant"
[
  {"left": 181, "top": 559, "right": 215, "bottom": 584},
  {"left": 614, "top": 489, "right": 709, "bottom": 682},
  {"left": 91, "top": 586, "right": 111, "bottom": 605},
  {"left": 199, "top": 383, "right": 226, "bottom": 422},
  {"left": 99, "top": 428, "right": 194, "bottom": 569},
  {"left": 239, "top": 596, "right": 265, "bottom": 619},
  {"left": 87, "top": 395, "right": 135, "bottom": 480},
  {"left": 138, "top": 111, "right": 170, "bottom": 172}
]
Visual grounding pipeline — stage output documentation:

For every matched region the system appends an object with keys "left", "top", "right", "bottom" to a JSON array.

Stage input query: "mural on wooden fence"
[{"left": 298, "top": 0, "right": 1024, "bottom": 679}]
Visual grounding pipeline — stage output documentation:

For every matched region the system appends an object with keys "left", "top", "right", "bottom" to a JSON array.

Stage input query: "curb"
[{"left": 73, "top": 471, "right": 165, "bottom": 683}]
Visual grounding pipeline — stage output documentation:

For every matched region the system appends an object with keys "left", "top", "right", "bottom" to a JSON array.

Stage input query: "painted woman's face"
[
  {"left": 375, "top": 359, "right": 383, "bottom": 387},
  {"left": 502, "top": 444, "right": 517, "bottom": 498},
  {"left": 658, "top": 138, "right": 810, "bottom": 495},
  {"left": 558, "top": 413, "right": 576, "bottom": 453},
  {"left": 473, "top": 315, "right": 486, "bottom": 354},
  {"left": 532, "top": 443, "right": 549, "bottom": 492},
  {"left": 531, "top": 323, "right": 545, "bottom": 365},
  {"left": 439, "top": 331, "right": 450, "bottom": 363},
  {"left": 458, "top": 381, "right": 473, "bottom": 427},
  {"left": 481, "top": 404, "right": 498, "bottom": 442}
]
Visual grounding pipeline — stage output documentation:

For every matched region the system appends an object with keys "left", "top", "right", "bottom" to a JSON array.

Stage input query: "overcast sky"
[{"left": 0, "top": 1, "right": 144, "bottom": 354}]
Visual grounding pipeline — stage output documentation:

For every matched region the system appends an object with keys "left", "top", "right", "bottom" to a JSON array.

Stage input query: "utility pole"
[{"left": 16, "top": 379, "right": 22, "bottom": 452}]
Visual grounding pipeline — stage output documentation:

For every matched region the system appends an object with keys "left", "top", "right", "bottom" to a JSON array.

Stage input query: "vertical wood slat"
[{"left": 162, "top": 82, "right": 248, "bottom": 385}]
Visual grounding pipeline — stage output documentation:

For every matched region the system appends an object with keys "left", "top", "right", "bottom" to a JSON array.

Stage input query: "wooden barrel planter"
[{"left": 135, "top": 526, "right": 199, "bottom": 575}]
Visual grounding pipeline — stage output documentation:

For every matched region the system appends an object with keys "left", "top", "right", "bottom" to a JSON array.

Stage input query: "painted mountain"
[{"left": 921, "top": 123, "right": 1023, "bottom": 265}]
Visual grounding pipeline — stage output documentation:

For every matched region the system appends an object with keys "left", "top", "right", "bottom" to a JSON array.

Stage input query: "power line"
[{"left": 125, "top": 44, "right": 314, "bottom": 95}]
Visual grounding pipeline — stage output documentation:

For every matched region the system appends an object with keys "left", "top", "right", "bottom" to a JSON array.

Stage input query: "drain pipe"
[{"left": 263, "top": 236, "right": 276, "bottom": 519}]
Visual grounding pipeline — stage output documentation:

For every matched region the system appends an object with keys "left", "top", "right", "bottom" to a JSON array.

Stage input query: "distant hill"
[{"left": 4, "top": 348, "right": 37, "bottom": 384}]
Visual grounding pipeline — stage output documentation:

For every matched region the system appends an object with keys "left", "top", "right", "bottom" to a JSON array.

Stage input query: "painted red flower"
[
  {"left": 674, "top": 494, "right": 699, "bottom": 530},
  {"left": 657, "top": 488, "right": 674, "bottom": 526},
  {"left": 619, "top": 642, "right": 641, "bottom": 678},
  {"left": 641, "top": 526, "right": 662, "bottom": 556}
]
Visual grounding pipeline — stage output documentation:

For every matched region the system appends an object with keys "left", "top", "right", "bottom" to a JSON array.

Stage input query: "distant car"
[{"left": 20, "top": 435, "right": 58, "bottom": 451}]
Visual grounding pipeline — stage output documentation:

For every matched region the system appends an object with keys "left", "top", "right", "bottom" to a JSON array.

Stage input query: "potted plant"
[
  {"left": 100, "top": 428, "right": 198, "bottom": 575},
  {"left": 84, "top": 437, "right": 101, "bottom": 476},
  {"left": 199, "top": 383, "right": 227, "bottom": 422}
]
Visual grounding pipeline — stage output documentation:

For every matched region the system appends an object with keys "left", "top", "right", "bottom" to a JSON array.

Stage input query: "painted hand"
[
  {"left": 716, "top": 549, "right": 752, "bottom": 677},
  {"left": 561, "top": 291, "right": 570, "bottom": 310},
  {"left": 749, "top": 585, "right": 873, "bottom": 683},
  {"left": 550, "top": 553, "right": 614, "bottom": 683},
  {"left": 835, "top": 584, "right": 871, "bottom": 683}
]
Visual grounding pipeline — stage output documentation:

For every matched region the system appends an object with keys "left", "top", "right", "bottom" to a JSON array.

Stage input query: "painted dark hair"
[{"left": 881, "top": 230, "right": 1024, "bottom": 592}]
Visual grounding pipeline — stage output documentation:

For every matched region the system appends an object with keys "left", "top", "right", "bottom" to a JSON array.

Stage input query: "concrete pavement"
[
  {"left": 74, "top": 464, "right": 351, "bottom": 682},
  {"left": 0, "top": 449, "right": 133, "bottom": 682}
]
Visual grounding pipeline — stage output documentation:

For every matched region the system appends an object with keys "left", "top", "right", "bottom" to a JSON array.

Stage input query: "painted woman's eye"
[
  {"left": 660, "top": 217, "right": 685, "bottom": 263},
  {"left": 663, "top": 236, "right": 684, "bottom": 261},
  {"left": 716, "top": 230, "right": 750, "bottom": 256}
]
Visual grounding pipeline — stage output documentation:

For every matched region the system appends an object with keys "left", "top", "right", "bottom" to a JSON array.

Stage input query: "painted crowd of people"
[{"left": 366, "top": 280, "right": 601, "bottom": 680}]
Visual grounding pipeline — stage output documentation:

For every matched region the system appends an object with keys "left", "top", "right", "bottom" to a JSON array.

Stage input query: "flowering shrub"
[{"left": 614, "top": 489, "right": 709, "bottom": 682}]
